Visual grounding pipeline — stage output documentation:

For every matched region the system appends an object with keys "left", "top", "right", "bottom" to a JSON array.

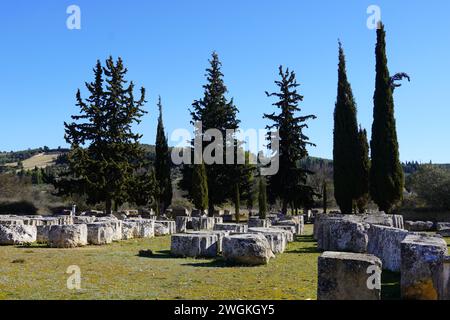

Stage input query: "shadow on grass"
[
  {"left": 295, "top": 235, "right": 317, "bottom": 243},
  {"left": 381, "top": 270, "right": 401, "bottom": 300},
  {"left": 182, "top": 258, "right": 260, "bottom": 268},
  {"left": 137, "top": 250, "right": 176, "bottom": 259},
  {"left": 287, "top": 247, "right": 320, "bottom": 254}
]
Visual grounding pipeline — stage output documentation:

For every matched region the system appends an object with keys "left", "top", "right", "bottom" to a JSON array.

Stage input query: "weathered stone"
[
  {"left": 0, "top": 218, "right": 25, "bottom": 226},
  {"left": 155, "top": 220, "right": 176, "bottom": 234},
  {"left": 0, "top": 224, "right": 37, "bottom": 245},
  {"left": 86, "top": 223, "right": 114, "bottom": 245},
  {"left": 248, "top": 218, "right": 271, "bottom": 228},
  {"left": 437, "top": 256, "right": 450, "bottom": 300},
  {"left": 154, "top": 223, "right": 170, "bottom": 236},
  {"left": 367, "top": 225, "right": 408, "bottom": 272},
  {"left": 405, "top": 221, "right": 435, "bottom": 232},
  {"left": 318, "top": 219, "right": 368, "bottom": 253},
  {"left": 392, "top": 215, "right": 405, "bottom": 230},
  {"left": 437, "top": 222, "right": 450, "bottom": 231},
  {"left": 171, "top": 233, "right": 218, "bottom": 257},
  {"left": 101, "top": 220, "right": 123, "bottom": 241},
  {"left": 121, "top": 221, "right": 138, "bottom": 240},
  {"left": 176, "top": 216, "right": 189, "bottom": 233},
  {"left": 36, "top": 225, "right": 52, "bottom": 243},
  {"left": 48, "top": 224, "right": 88, "bottom": 248},
  {"left": 401, "top": 233, "right": 448, "bottom": 300},
  {"left": 317, "top": 251, "right": 382, "bottom": 300},
  {"left": 214, "top": 223, "right": 248, "bottom": 233},
  {"left": 248, "top": 227, "right": 288, "bottom": 254},
  {"left": 222, "top": 234, "right": 275, "bottom": 265},
  {"left": 276, "top": 219, "right": 304, "bottom": 236},
  {"left": 214, "top": 217, "right": 223, "bottom": 224},
  {"left": 271, "top": 225, "right": 295, "bottom": 242},
  {"left": 130, "top": 219, "right": 155, "bottom": 238},
  {"left": 74, "top": 216, "right": 97, "bottom": 224}
]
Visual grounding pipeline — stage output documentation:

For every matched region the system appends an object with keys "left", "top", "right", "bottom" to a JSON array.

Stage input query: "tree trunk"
[
  {"left": 281, "top": 200, "right": 288, "bottom": 215},
  {"left": 208, "top": 202, "right": 215, "bottom": 217},
  {"left": 105, "top": 198, "right": 112, "bottom": 215}
]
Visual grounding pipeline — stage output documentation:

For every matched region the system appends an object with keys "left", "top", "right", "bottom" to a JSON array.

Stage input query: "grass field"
[
  {"left": 0, "top": 224, "right": 405, "bottom": 300},
  {"left": 5, "top": 152, "right": 61, "bottom": 170}
]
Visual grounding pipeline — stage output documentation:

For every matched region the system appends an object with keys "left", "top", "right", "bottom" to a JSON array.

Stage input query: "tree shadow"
[
  {"left": 381, "top": 270, "right": 401, "bottom": 300},
  {"left": 295, "top": 235, "right": 316, "bottom": 243},
  {"left": 182, "top": 258, "right": 260, "bottom": 268},
  {"left": 287, "top": 247, "right": 320, "bottom": 254},
  {"left": 137, "top": 250, "right": 176, "bottom": 259}
]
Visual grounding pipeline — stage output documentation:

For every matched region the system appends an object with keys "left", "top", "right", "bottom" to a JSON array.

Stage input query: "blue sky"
[{"left": 1, "top": 0, "right": 449, "bottom": 163}]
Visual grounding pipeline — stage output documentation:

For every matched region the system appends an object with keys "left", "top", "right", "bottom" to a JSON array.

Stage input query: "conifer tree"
[
  {"left": 191, "top": 162, "right": 209, "bottom": 212},
  {"left": 370, "top": 23, "right": 404, "bottom": 213},
  {"left": 333, "top": 42, "right": 360, "bottom": 214},
  {"left": 355, "top": 127, "right": 370, "bottom": 213},
  {"left": 263, "top": 66, "right": 316, "bottom": 215},
  {"left": 180, "top": 52, "right": 240, "bottom": 216},
  {"left": 258, "top": 176, "right": 268, "bottom": 219},
  {"left": 56, "top": 57, "right": 154, "bottom": 214},
  {"left": 154, "top": 96, "right": 173, "bottom": 214}
]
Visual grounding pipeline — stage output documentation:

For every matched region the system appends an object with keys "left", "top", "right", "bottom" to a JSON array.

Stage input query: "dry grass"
[{"left": 5, "top": 153, "right": 61, "bottom": 170}]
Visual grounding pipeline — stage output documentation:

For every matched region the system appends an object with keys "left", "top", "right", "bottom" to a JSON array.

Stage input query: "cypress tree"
[
  {"left": 191, "top": 162, "right": 209, "bottom": 212},
  {"left": 263, "top": 66, "right": 316, "bottom": 215},
  {"left": 154, "top": 96, "right": 173, "bottom": 215},
  {"left": 56, "top": 57, "right": 154, "bottom": 214},
  {"left": 181, "top": 52, "right": 240, "bottom": 216},
  {"left": 333, "top": 42, "right": 360, "bottom": 214},
  {"left": 258, "top": 176, "right": 268, "bottom": 219},
  {"left": 355, "top": 127, "right": 370, "bottom": 213},
  {"left": 370, "top": 23, "right": 404, "bottom": 213}
]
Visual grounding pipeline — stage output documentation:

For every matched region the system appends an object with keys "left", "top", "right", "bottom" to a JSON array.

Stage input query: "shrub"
[{"left": 0, "top": 200, "right": 38, "bottom": 215}]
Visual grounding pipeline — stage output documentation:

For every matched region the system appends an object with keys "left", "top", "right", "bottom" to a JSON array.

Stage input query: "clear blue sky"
[{"left": 1, "top": 0, "right": 449, "bottom": 163}]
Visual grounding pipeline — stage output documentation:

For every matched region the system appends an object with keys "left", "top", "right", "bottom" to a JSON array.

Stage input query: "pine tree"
[
  {"left": 258, "top": 176, "right": 268, "bottom": 219},
  {"left": 370, "top": 24, "right": 404, "bottom": 214},
  {"left": 181, "top": 52, "right": 240, "bottom": 216},
  {"left": 263, "top": 66, "right": 316, "bottom": 215},
  {"left": 355, "top": 127, "right": 370, "bottom": 213},
  {"left": 333, "top": 42, "right": 360, "bottom": 214},
  {"left": 191, "top": 162, "right": 209, "bottom": 212},
  {"left": 56, "top": 57, "right": 154, "bottom": 214},
  {"left": 154, "top": 96, "right": 173, "bottom": 215}
]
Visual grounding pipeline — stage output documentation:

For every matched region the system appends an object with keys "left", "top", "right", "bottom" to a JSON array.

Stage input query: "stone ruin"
[
  {"left": 0, "top": 213, "right": 177, "bottom": 248},
  {"left": 169, "top": 215, "right": 305, "bottom": 265},
  {"left": 315, "top": 213, "right": 450, "bottom": 300}
]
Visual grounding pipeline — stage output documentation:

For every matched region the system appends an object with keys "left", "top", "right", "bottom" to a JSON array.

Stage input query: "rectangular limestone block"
[
  {"left": 401, "top": 233, "right": 448, "bottom": 300},
  {"left": 318, "top": 251, "right": 382, "bottom": 300},
  {"left": 367, "top": 225, "right": 408, "bottom": 272}
]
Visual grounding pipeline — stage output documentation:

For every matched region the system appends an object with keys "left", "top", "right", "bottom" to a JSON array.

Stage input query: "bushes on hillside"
[
  {"left": 407, "top": 165, "right": 450, "bottom": 210},
  {"left": 0, "top": 200, "right": 38, "bottom": 215}
]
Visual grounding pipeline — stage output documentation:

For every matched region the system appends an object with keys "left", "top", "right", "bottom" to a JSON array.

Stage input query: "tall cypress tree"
[
  {"left": 263, "top": 66, "right": 316, "bottom": 215},
  {"left": 355, "top": 127, "right": 370, "bottom": 213},
  {"left": 181, "top": 52, "right": 240, "bottom": 216},
  {"left": 234, "top": 183, "right": 240, "bottom": 223},
  {"left": 154, "top": 96, "right": 173, "bottom": 215},
  {"left": 191, "top": 162, "right": 209, "bottom": 212},
  {"left": 258, "top": 176, "right": 268, "bottom": 219},
  {"left": 56, "top": 57, "right": 154, "bottom": 214},
  {"left": 333, "top": 42, "right": 360, "bottom": 214},
  {"left": 370, "top": 23, "right": 404, "bottom": 213},
  {"left": 322, "top": 181, "right": 328, "bottom": 214}
]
